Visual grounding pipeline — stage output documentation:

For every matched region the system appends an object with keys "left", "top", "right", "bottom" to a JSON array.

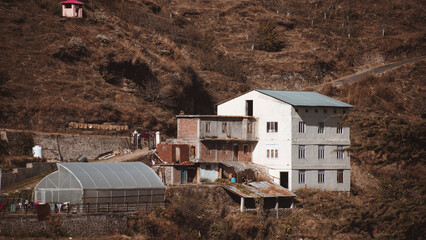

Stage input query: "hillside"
[
  {"left": 0, "top": 0, "right": 425, "bottom": 239},
  {"left": 0, "top": 0, "right": 425, "bottom": 134}
]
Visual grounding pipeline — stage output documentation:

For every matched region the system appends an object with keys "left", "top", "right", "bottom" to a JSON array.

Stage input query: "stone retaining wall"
[{"left": 0, "top": 212, "right": 129, "bottom": 237}]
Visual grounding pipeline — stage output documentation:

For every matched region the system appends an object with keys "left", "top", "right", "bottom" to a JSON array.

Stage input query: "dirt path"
[
  {"left": 93, "top": 148, "right": 154, "bottom": 162},
  {"left": 313, "top": 55, "right": 426, "bottom": 90}
]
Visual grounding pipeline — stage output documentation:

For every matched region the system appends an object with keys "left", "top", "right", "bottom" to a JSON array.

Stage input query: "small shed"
[
  {"left": 34, "top": 162, "right": 165, "bottom": 208},
  {"left": 61, "top": 0, "right": 84, "bottom": 18}
]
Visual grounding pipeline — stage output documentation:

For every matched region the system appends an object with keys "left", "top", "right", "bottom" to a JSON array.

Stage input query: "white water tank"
[
  {"left": 155, "top": 131, "right": 161, "bottom": 146},
  {"left": 32, "top": 145, "right": 42, "bottom": 158}
]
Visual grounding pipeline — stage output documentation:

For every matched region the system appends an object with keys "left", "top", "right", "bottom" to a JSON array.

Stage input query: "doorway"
[
  {"left": 280, "top": 172, "right": 289, "bottom": 188},
  {"left": 233, "top": 145, "right": 238, "bottom": 161},
  {"left": 246, "top": 100, "right": 253, "bottom": 116}
]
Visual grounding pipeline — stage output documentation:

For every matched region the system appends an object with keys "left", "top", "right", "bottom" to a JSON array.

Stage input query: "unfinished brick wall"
[
  {"left": 199, "top": 142, "right": 253, "bottom": 162},
  {"left": 157, "top": 144, "right": 189, "bottom": 163},
  {"left": 177, "top": 118, "right": 198, "bottom": 139}
]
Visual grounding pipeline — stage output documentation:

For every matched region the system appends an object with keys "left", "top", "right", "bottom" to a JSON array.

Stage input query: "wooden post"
[
  {"left": 219, "top": 168, "right": 223, "bottom": 179},
  {"left": 275, "top": 198, "right": 279, "bottom": 219},
  {"left": 240, "top": 197, "right": 245, "bottom": 212}
]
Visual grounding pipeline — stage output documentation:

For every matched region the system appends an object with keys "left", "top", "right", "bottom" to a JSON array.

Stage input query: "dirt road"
[
  {"left": 313, "top": 55, "right": 426, "bottom": 90},
  {"left": 94, "top": 148, "right": 154, "bottom": 162}
]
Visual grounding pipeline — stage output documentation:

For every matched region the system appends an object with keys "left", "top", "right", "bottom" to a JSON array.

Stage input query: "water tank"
[
  {"left": 155, "top": 131, "right": 161, "bottom": 146},
  {"left": 32, "top": 145, "right": 42, "bottom": 158}
]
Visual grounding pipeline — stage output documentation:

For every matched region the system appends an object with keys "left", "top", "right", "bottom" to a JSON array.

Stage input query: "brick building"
[{"left": 172, "top": 115, "right": 258, "bottom": 163}]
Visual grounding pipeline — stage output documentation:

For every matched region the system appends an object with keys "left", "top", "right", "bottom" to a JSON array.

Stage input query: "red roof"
[{"left": 60, "top": 0, "right": 84, "bottom": 5}]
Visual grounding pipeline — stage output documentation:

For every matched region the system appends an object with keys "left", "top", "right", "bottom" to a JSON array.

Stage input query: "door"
[
  {"left": 181, "top": 169, "right": 187, "bottom": 184},
  {"left": 175, "top": 147, "right": 181, "bottom": 163},
  {"left": 246, "top": 100, "right": 253, "bottom": 116},
  {"left": 233, "top": 145, "right": 238, "bottom": 161},
  {"left": 190, "top": 146, "right": 196, "bottom": 160},
  {"left": 280, "top": 172, "right": 289, "bottom": 188}
]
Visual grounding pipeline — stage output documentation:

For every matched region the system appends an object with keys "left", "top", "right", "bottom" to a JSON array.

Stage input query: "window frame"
[
  {"left": 243, "top": 145, "right": 249, "bottom": 154},
  {"left": 337, "top": 146, "right": 344, "bottom": 159},
  {"left": 337, "top": 125, "right": 343, "bottom": 134},
  {"left": 337, "top": 170, "right": 344, "bottom": 183},
  {"left": 266, "top": 144, "right": 278, "bottom": 159},
  {"left": 222, "top": 122, "right": 227, "bottom": 133},
  {"left": 318, "top": 170, "right": 325, "bottom": 183},
  {"left": 299, "top": 170, "right": 306, "bottom": 184},
  {"left": 267, "top": 122, "right": 278, "bottom": 133},
  {"left": 299, "top": 121, "right": 305, "bottom": 133},
  {"left": 318, "top": 145, "right": 325, "bottom": 159},
  {"left": 205, "top": 122, "right": 211, "bottom": 133},
  {"left": 298, "top": 145, "right": 306, "bottom": 159},
  {"left": 318, "top": 122, "right": 325, "bottom": 134}
]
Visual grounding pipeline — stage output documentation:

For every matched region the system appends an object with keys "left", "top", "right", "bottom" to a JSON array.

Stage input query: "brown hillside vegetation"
[
  {"left": 0, "top": 0, "right": 425, "bottom": 239},
  {"left": 0, "top": 0, "right": 425, "bottom": 134}
]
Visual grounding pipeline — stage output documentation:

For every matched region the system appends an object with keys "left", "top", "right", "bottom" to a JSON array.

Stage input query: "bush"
[{"left": 255, "top": 20, "right": 283, "bottom": 52}]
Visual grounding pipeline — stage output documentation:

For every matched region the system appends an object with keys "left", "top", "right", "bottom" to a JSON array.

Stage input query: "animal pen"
[{"left": 34, "top": 162, "right": 165, "bottom": 212}]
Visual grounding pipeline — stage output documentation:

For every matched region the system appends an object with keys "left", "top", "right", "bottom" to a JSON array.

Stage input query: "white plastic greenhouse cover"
[
  {"left": 60, "top": 162, "right": 165, "bottom": 189},
  {"left": 35, "top": 162, "right": 165, "bottom": 190}
]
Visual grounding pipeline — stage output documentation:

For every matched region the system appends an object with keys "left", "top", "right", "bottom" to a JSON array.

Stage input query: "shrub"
[{"left": 255, "top": 19, "right": 283, "bottom": 52}]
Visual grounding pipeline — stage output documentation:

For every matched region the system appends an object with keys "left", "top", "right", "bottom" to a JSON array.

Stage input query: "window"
[
  {"left": 337, "top": 146, "right": 344, "bottom": 159},
  {"left": 315, "top": 109, "right": 318, "bottom": 113},
  {"left": 247, "top": 122, "right": 253, "bottom": 133},
  {"left": 205, "top": 122, "right": 211, "bottom": 132},
  {"left": 337, "top": 125, "right": 343, "bottom": 134},
  {"left": 267, "top": 122, "right": 278, "bottom": 133},
  {"left": 298, "top": 145, "right": 305, "bottom": 159},
  {"left": 318, "top": 145, "right": 325, "bottom": 159},
  {"left": 324, "top": 109, "right": 328, "bottom": 113},
  {"left": 299, "top": 170, "right": 306, "bottom": 184},
  {"left": 318, "top": 170, "right": 325, "bottom": 183},
  {"left": 305, "top": 109, "right": 309, "bottom": 113},
  {"left": 222, "top": 122, "right": 227, "bottom": 133},
  {"left": 333, "top": 108, "right": 337, "bottom": 113},
  {"left": 243, "top": 145, "right": 249, "bottom": 154},
  {"left": 337, "top": 170, "right": 344, "bottom": 183},
  {"left": 295, "top": 108, "right": 298, "bottom": 112},
  {"left": 299, "top": 121, "right": 305, "bottom": 133},
  {"left": 222, "top": 145, "right": 227, "bottom": 155},
  {"left": 318, "top": 122, "right": 324, "bottom": 134},
  {"left": 266, "top": 145, "right": 278, "bottom": 158}
]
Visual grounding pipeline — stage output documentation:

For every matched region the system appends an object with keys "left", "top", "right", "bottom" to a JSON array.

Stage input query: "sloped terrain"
[
  {"left": 0, "top": 0, "right": 425, "bottom": 239},
  {"left": 0, "top": 0, "right": 425, "bottom": 134}
]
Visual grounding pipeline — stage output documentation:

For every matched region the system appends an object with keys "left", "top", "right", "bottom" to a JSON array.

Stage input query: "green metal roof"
[{"left": 255, "top": 89, "right": 353, "bottom": 107}]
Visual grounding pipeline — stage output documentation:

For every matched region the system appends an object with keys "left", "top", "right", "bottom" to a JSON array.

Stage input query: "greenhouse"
[{"left": 34, "top": 162, "right": 165, "bottom": 209}]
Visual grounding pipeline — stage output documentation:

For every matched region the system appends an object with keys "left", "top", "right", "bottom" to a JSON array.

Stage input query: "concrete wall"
[
  {"left": 0, "top": 213, "right": 129, "bottom": 237},
  {"left": 217, "top": 90, "right": 351, "bottom": 192},
  {"left": 217, "top": 90, "right": 293, "bottom": 169},
  {"left": 1, "top": 130, "right": 130, "bottom": 161},
  {"left": 1, "top": 162, "right": 57, "bottom": 188}
]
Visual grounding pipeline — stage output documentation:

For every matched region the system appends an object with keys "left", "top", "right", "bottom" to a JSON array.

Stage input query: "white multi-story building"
[{"left": 217, "top": 89, "right": 352, "bottom": 191}]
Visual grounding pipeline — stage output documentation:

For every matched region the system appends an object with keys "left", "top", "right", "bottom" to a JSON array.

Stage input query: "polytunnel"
[{"left": 34, "top": 162, "right": 165, "bottom": 208}]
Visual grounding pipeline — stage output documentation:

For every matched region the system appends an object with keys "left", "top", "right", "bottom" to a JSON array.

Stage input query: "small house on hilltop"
[{"left": 61, "top": 0, "right": 84, "bottom": 18}]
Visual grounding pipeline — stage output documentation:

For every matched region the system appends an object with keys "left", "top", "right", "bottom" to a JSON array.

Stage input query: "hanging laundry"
[{"left": 36, "top": 204, "right": 50, "bottom": 221}]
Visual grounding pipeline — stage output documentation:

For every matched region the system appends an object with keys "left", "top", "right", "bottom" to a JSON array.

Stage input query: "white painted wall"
[
  {"left": 218, "top": 90, "right": 351, "bottom": 192},
  {"left": 218, "top": 91, "right": 292, "bottom": 169},
  {"left": 199, "top": 163, "right": 219, "bottom": 183}
]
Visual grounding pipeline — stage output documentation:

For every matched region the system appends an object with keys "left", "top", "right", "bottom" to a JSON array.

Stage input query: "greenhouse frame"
[{"left": 34, "top": 162, "right": 165, "bottom": 210}]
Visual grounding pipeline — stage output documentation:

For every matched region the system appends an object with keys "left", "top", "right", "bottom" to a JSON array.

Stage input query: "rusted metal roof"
[{"left": 222, "top": 181, "right": 295, "bottom": 199}]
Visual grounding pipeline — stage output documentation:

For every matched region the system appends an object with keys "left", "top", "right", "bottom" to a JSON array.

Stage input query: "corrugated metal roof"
[
  {"left": 255, "top": 89, "right": 353, "bottom": 107},
  {"left": 58, "top": 162, "right": 165, "bottom": 190},
  {"left": 223, "top": 181, "right": 295, "bottom": 198}
]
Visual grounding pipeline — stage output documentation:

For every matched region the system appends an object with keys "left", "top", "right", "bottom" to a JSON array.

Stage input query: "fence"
[{"left": 0, "top": 200, "right": 164, "bottom": 215}]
